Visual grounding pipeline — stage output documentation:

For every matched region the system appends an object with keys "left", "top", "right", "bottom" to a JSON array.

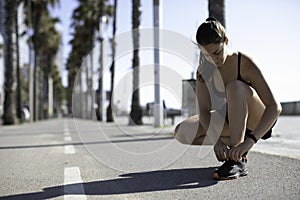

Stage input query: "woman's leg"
[
  {"left": 174, "top": 115, "right": 208, "bottom": 145},
  {"left": 226, "top": 80, "right": 265, "bottom": 147},
  {"left": 174, "top": 114, "right": 231, "bottom": 145}
]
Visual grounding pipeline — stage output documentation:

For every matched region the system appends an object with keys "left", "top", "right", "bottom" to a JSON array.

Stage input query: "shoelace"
[{"left": 223, "top": 159, "right": 246, "bottom": 168}]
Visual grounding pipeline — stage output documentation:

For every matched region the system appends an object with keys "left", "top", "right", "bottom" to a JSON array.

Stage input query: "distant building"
[
  {"left": 281, "top": 101, "right": 300, "bottom": 115},
  {"left": 182, "top": 79, "right": 198, "bottom": 117}
]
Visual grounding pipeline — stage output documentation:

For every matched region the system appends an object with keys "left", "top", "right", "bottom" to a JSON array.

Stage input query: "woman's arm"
[
  {"left": 196, "top": 71, "right": 211, "bottom": 132},
  {"left": 228, "top": 53, "right": 282, "bottom": 161},
  {"left": 242, "top": 54, "right": 282, "bottom": 140},
  {"left": 196, "top": 71, "right": 224, "bottom": 144}
]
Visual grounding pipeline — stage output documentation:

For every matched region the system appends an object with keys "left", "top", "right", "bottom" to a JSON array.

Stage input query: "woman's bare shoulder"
[{"left": 239, "top": 51, "right": 257, "bottom": 67}]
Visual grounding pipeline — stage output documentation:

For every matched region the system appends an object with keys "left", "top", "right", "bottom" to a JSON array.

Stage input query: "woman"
[{"left": 175, "top": 18, "right": 281, "bottom": 180}]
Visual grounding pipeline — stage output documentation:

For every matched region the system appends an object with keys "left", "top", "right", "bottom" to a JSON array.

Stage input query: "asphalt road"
[{"left": 0, "top": 118, "right": 299, "bottom": 200}]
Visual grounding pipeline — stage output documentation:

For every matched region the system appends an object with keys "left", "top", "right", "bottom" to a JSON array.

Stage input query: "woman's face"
[{"left": 199, "top": 42, "right": 228, "bottom": 67}]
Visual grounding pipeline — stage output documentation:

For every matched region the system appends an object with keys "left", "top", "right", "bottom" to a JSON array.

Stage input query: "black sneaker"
[{"left": 213, "top": 157, "right": 248, "bottom": 180}]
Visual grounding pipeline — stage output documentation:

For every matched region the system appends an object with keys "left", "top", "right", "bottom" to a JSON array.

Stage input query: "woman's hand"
[
  {"left": 214, "top": 139, "right": 229, "bottom": 162},
  {"left": 228, "top": 139, "right": 255, "bottom": 161}
]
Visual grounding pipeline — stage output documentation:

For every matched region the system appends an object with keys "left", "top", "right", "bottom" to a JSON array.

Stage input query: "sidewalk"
[{"left": 252, "top": 116, "right": 300, "bottom": 159}]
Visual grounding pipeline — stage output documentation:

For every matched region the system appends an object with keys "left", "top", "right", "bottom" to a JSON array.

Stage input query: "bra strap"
[{"left": 237, "top": 52, "right": 242, "bottom": 80}]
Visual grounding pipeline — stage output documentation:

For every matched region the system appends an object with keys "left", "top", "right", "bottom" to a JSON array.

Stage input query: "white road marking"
[
  {"left": 64, "top": 121, "right": 74, "bottom": 154},
  {"left": 64, "top": 167, "right": 86, "bottom": 200},
  {"left": 64, "top": 121, "right": 70, "bottom": 136},
  {"left": 65, "top": 145, "right": 75, "bottom": 154},
  {"left": 64, "top": 136, "right": 72, "bottom": 142},
  {"left": 64, "top": 131, "right": 70, "bottom": 137}
]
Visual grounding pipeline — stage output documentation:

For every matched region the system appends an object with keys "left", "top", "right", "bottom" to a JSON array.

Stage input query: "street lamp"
[
  {"left": 96, "top": 15, "right": 108, "bottom": 121},
  {"left": 153, "top": 0, "right": 163, "bottom": 127}
]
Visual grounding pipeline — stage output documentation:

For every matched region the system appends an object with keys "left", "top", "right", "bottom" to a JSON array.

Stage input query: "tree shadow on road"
[{"left": 0, "top": 167, "right": 218, "bottom": 199}]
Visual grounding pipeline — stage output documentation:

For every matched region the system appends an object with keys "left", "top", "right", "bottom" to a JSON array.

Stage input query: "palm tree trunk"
[
  {"left": 208, "top": 0, "right": 225, "bottom": 27},
  {"left": 3, "top": 0, "right": 18, "bottom": 125},
  {"left": 96, "top": 0, "right": 105, "bottom": 121},
  {"left": 15, "top": 4, "right": 22, "bottom": 121},
  {"left": 43, "top": 55, "right": 52, "bottom": 119},
  {"left": 32, "top": 12, "right": 41, "bottom": 121},
  {"left": 85, "top": 59, "right": 89, "bottom": 119},
  {"left": 106, "top": 0, "right": 117, "bottom": 122},
  {"left": 38, "top": 55, "right": 44, "bottom": 119},
  {"left": 129, "top": 0, "right": 142, "bottom": 125}
]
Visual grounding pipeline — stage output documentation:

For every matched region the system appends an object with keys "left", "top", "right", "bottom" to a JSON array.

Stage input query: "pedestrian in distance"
[{"left": 174, "top": 17, "right": 282, "bottom": 180}]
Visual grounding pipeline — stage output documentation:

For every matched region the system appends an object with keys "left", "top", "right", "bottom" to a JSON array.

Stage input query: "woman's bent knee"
[
  {"left": 226, "top": 80, "right": 252, "bottom": 99},
  {"left": 174, "top": 117, "right": 206, "bottom": 145},
  {"left": 174, "top": 123, "right": 190, "bottom": 144}
]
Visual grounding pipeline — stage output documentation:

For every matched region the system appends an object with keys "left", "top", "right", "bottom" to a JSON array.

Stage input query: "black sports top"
[{"left": 237, "top": 52, "right": 251, "bottom": 86}]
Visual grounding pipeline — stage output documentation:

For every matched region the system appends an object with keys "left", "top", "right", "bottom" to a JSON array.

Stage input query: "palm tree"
[
  {"left": 51, "top": 64, "right": 64, "bottom": 117},
  {"left": 2, "top": 0, "right": 18, "bottom": 125},
  {"left": 129, "top": 0, "right": 143, "bottom": 125},
  {"left": 106, "top": 0, "right": 117, "bottom": 122},
  {"left": 208, "top": 0, "right": 225, "bottom": 27},
  {"left": 67, "top": 0, "right": 112, "bottom": 120},
  {"left": 68, "top": 0, "right": 101, "bottom": 119},
  {"left": 38, "top": 14, "right": 61, "bottom": 118},
  {"left": 24, "top": 0, "right": 60, "bottom": 121}
]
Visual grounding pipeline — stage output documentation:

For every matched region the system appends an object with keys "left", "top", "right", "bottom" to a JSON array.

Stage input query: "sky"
[{"left": 50, "top": 0, "right": 300, "bottom": 109}]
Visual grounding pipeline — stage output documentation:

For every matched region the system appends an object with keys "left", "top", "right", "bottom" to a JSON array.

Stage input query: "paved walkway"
[{"left": 0, "top": 117, "right": 299, "bottom": 199}]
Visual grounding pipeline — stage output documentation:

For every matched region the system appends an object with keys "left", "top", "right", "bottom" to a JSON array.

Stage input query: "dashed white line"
[
  {"left": 64, "top": 132, "right": 70, "bottom": 137},
  {"left": 64, "top": 122, "right": 85, "bottom": 199},
  {"left": 64, "top": 129, "right": 70, "bottom": 137},
  {"left": 64, "top": 167, "right": 87, "bottom": 200},
  {"left": 64, "top": 121, "right": 74, "bottom": 154},
  {"left": 64, "top": 122, "right": 69, "bottom": 132},
  {"left": 65, "top": 145, "right": 75, "bottom": 154},
  {"left": 64, "top": 121, "right": 70, "bottom": 136},
  {"left": 64, "top": 136, "right": 72, "bottom": 142}
]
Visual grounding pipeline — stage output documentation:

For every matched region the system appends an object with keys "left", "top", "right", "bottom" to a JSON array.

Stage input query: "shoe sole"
[{"left": 213, "top": 171, "right": 248, "bottom": 180}]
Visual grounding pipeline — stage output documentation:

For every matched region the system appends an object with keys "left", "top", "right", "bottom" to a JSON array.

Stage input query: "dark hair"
[{"left": 196, "top": 17, "right": 227, "bottom": 45}]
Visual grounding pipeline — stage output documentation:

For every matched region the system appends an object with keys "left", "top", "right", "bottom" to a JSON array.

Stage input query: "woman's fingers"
[
  {"left": 215, "top": 148, "right": 223, "bottom": 161},
  {"left": 229, "top": 147, "right": 242, "bottom": 162},
  {"left": 221, "top": 146, "right": 228, "bottom": 161},
  {"left": 214, "top": 145, "right": 225, "bottom": 161},
  {"left": 234, "top": 149, "right": 240, "bottom": 161},
  {"left": 218, "top": 147, "right": 227, "bottom": 161},
  {"left": 217, "top": 150, "right": 223, "bottom": 161},
  {"left": 229, "top": 148, "right": 237, "bottom": 161}
]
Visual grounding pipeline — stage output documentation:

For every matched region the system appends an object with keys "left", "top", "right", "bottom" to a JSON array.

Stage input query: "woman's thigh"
[
  {"left": 226, "top": 80, "right": 265, "bottom": 130},
  {"left": 246, "top": 87, "right": 265, "bottom": 130}
]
